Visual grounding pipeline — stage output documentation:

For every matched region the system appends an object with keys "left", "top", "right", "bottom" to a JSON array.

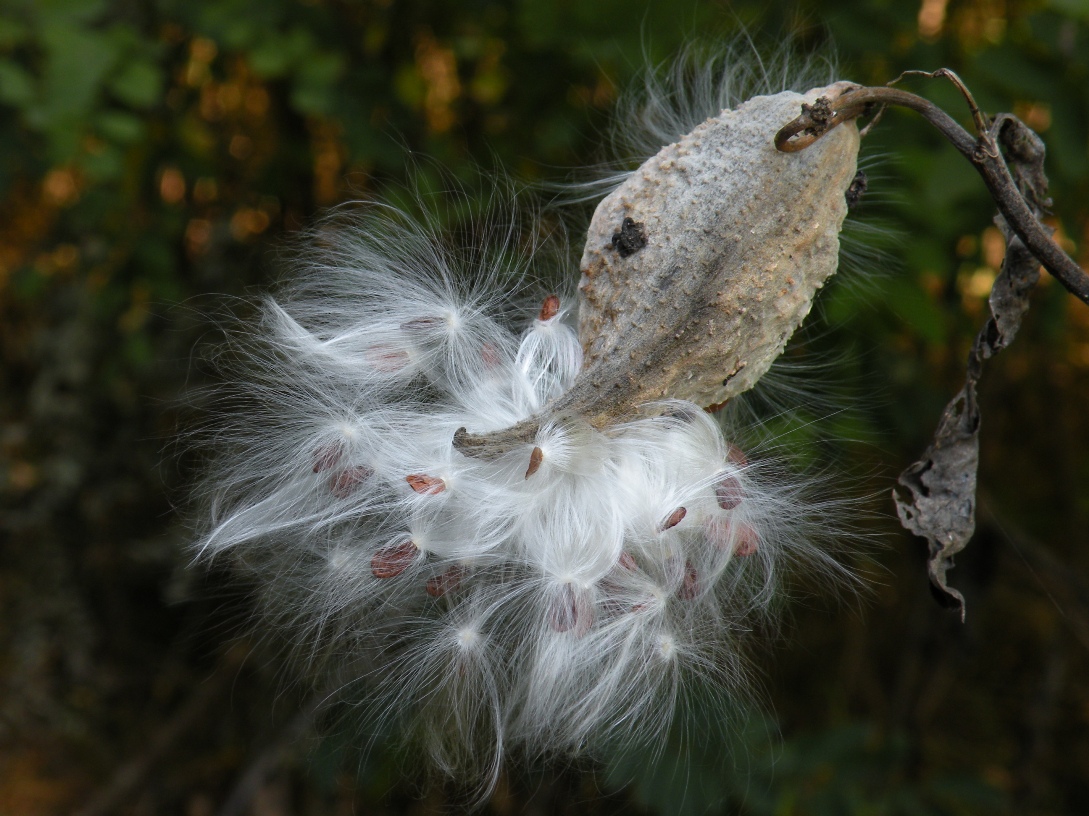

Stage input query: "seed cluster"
[{"left": 196, "top": 205, "right": 840, "bottom": 792}]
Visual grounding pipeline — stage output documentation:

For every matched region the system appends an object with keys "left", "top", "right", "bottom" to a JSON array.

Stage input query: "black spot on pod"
[
  {"left": 846, "top": 170, "right": 868, "bottom": 209},
  {"left": 610, "top": 217, "right": 647, "bottom": 258}
]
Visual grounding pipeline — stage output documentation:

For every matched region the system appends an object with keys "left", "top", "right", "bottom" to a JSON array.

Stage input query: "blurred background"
[{"left": 2, "top": 0, "right": 1089, "bottom": 813}]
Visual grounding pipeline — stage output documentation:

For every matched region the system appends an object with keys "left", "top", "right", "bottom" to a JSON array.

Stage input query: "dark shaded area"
[{"left": 2, "top": 1, "right": 1089, "bottom": 814}]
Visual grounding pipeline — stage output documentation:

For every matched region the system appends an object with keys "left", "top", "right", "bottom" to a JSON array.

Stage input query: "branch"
[
  {"left": 775, "top": 71, "right": 1089, "bottom": 306},
  {"left": 778, "top": 70, "right": 1076, "bottom": 617}
]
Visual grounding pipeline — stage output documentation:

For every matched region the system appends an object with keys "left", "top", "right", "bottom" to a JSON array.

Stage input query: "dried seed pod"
[
  {"left": 371, "top": 540, "right": 418, "bottom": 579},
  {"left": 577, "top": 84, "right": 859, "bottom": 414},
  {"left": 406, "top": 474, "right": 446, "bottom": 495},
  {"left": 453, "top": 84, "right": 860, "bottom": 456}
]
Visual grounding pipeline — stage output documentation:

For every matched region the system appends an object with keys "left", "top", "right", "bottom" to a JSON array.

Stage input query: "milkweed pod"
[{"left": 575, "top": 83, "right": 861, "bottom": 421}]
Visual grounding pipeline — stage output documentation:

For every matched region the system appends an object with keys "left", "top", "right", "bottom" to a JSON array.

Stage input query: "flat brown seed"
[
  {"left": 406, "top": 474, "right": 446, "bottom": 495},
  {"left": 425, "top": 565, "right": 466, "bottom": 597},
  {"left": 548, "top": 584, "right": 593, "bottom": 637},
  {"left": 726, "top": 444, "right": 749, "bottom": 467},
  {"left": 525, "top": 446, "right": 544, "bottom": 479},
  {"left": 312, "top": 443, "right": 343, "bottom": 473},
  {"left": 733, "top": 525, "right": 759, "bottom": 557},
  {"left": 365, "top": 345, "right": 411, "bottom": 372},
  {"left": 660, "top": 506, "right": 687, "bottom": 531},
  {"left": 617, "top": 551, "right": 638, "bottom": 571},
  {"left": 401, "top": 316, "right": 444, "bottom": 331},
  {"left": 481, "top": 342, "right": 501, "bottom": 369},
  {"left": 538, "top": 294, "right": 560, "bottom": 322},
  {"left": 678, "top": 560, "right": 700, "bottom": 601},
  {"left": 330, "top": 465, "right": 374, "bottom": 498},
  {"left": 715, "top": 475, "right": 744, "bottom": 510},
  {"left": 371, "top": 540, "right": 417, "bottom": 579}
]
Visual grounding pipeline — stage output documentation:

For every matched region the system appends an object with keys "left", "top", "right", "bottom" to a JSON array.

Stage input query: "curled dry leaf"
[{"left": 893, "top": 115, "right": 1047, "bottom": 620}]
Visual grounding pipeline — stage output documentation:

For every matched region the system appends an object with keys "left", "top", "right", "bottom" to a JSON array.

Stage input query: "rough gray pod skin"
[{"left": 454, "top": 83, "right": 860, "bottom": 457}]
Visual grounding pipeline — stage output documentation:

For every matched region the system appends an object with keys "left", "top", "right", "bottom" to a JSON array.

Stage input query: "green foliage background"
[{"left": 1, "top": 0, "right": 1088, "bottom": 813}]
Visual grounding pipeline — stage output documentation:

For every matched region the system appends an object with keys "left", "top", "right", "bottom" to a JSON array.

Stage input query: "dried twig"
[
  {"left": 775, "top": 71, "right": 1089, "bottom": 305},
  {"left": 778, "top": 71, "right": 1076, "bottom": 617}
]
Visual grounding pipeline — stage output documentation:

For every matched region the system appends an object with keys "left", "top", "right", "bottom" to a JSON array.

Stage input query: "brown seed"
[
  {"left": 480, "top": 342, "right": 501, "bottom": 369},
  {"left": 406, "top": 474, "right": 446, "bottom": 495},
  {"left": 538, "top": 294, "right": 560, "bottom": 322},
  {"left": 617, "top": 551, "right": 638, "bottom": 571},
  {"left": 733, "top": 525, "right": 759, "bottom": 557},
  {"left": 400, "top": 316, "right": 444, "bottom": 331},
  {"left": 704, "top": 399, "right": 729, "bottom": 413},
  {"left": 371, "top": 540, "right": 417, "bottom": 579},
  {"left": 714, "top": 475, "right": 744, "bottom": 510},
  {"left": 312, "top": 442, "right": 343, "bottom": 473},
  {"left": 678, "top": 560, "right": 700, "bottom": 601},
  {"left": 365, "top": 345, "right": 410, "bottom": 372},
  {"left": 704, "top": 517, "right": 732, "bottom": 551},
  {"left": 525, "top": 446, "right": 544, "bottom": 479},
  {"left": 660, "top": 506, "right": 687, "bottom": 531},
  {"left": 425, "top": 564, "right": 467, "bottom": 597},
  {"left": 726, "top": 444, "right": 749, "bottom": 467},
  {"left": 330, "top": 465, "right": 374, "bottom": 498},
  {"left": 548, "top": 584, "right": 593, "bottom": 637}
]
